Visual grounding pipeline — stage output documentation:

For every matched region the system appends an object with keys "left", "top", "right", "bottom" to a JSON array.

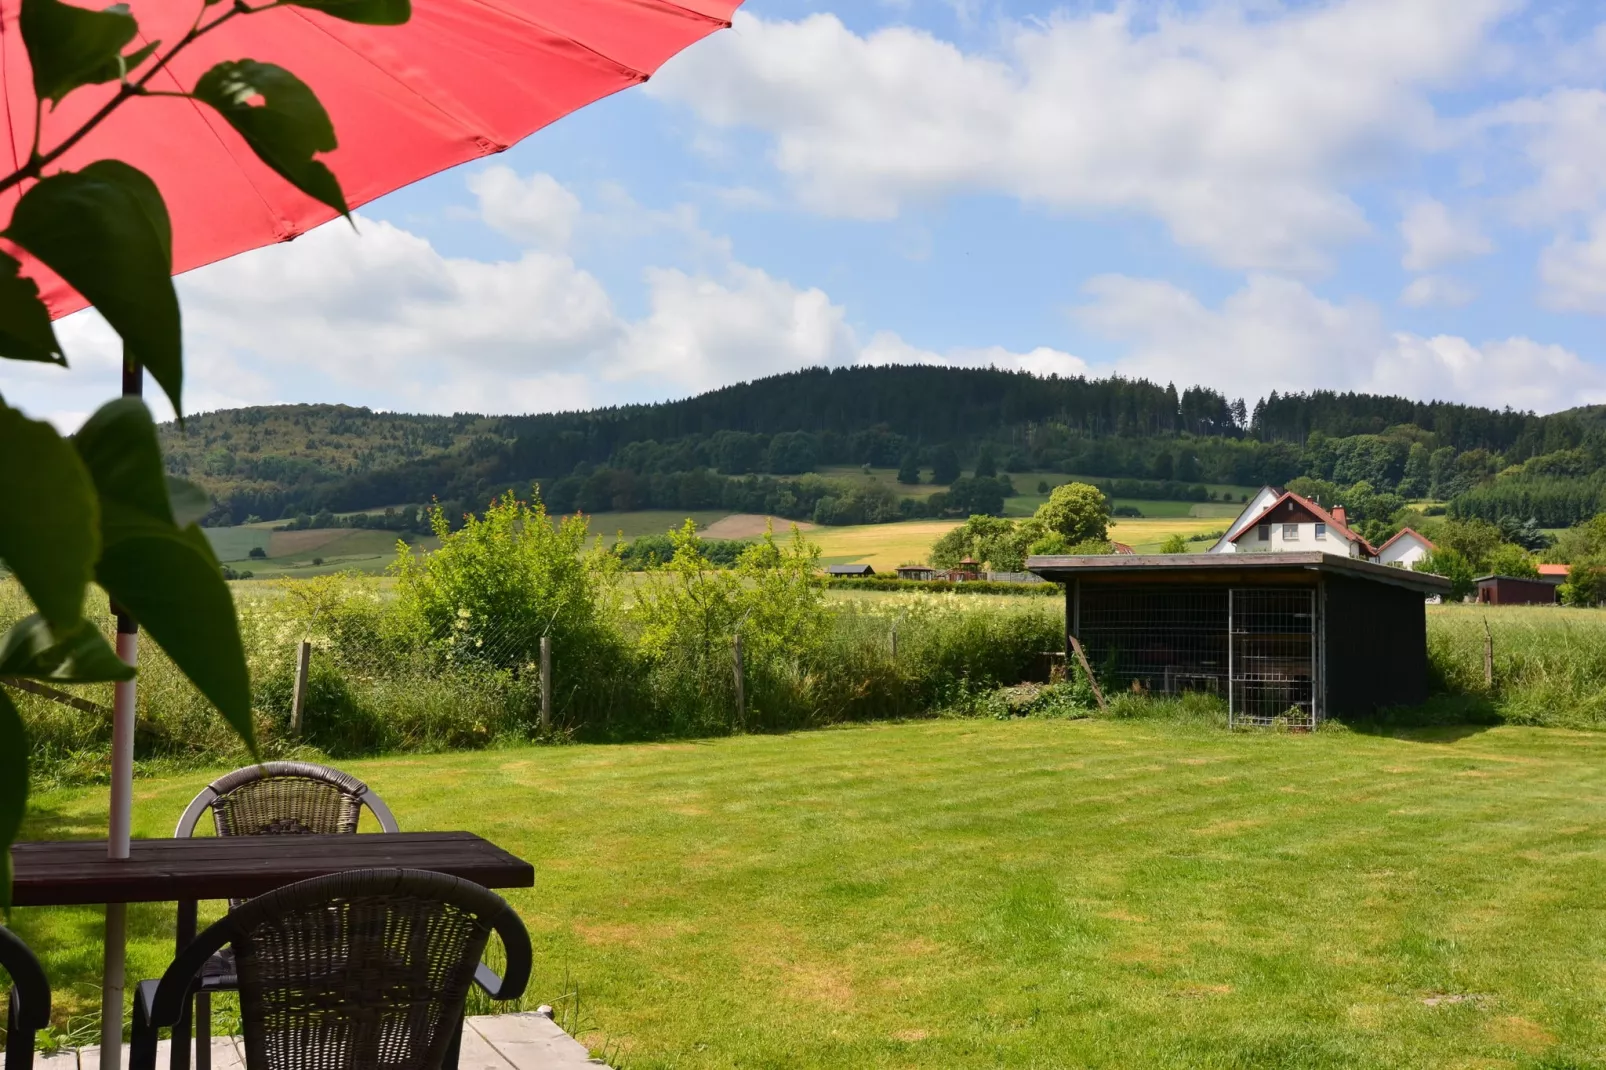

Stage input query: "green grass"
[
  {"left": 581, "top": 510, "right": 732, "bottom": 539},
  {"left": 14, "top": 719, "right": 1606, "bottom": 1067}
]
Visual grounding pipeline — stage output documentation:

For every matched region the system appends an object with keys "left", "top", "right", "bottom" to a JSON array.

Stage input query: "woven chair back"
[
  {"left": 209, "top": 763, "right": 369, "bottom": 838},
  {"left": 230, "top": 870, "right": 503, "bottom": 1070}
]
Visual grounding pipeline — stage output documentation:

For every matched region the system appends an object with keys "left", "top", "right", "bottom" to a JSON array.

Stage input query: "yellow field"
[
  {"left": 1108, "top": 515, "right": 1230, "bottom": 551},
  {"left": 810, "top": 515, "right": 1229, "bottom": 570}
]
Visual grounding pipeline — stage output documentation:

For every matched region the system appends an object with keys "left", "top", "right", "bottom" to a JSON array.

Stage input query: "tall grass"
[
  {"left": 2, "top": 578, "right": 1066, "bottom": 784},
  {"left": 8, "top": 579, "right": 1606, "bottom": 789},
  {"left": 1425, "top": 605, "right": 1606, "bottom": 729}
]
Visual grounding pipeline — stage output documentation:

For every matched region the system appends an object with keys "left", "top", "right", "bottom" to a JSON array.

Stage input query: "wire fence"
[{"left": 1, "top": 577, "right": 1069, "bottom": 783}]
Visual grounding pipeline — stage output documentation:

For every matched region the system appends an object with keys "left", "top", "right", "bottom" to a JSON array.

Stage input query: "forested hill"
[{"left": 160, "top": 365, "right": 1606, "bottom": 529}]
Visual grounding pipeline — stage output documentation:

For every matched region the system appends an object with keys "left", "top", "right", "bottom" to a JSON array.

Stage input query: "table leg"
[
  {"left": 172, "top": 902, "right": 197, "bottom": 1070},
  {"left": 101, "top": 902, "right": 127, "bottom": 1070},
  {"left": 195, "top": 993, "right": 211, "bottom": 1070}
]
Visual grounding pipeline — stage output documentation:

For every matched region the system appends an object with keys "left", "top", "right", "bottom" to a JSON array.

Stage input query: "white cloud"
[
  {"left": 1400, "top": 199, "right": 1492, "bottom": 271},
  {"left": 1540, "top": 215, "right": 1606, "bottom": 313},
  {"left": 1074, "top": 273, "right": 1605, "bottom": 412},
  {"left": 1400, "top": 274, "right": 1476, "bottom": 308},
  {"left": 467, "top": 167, "right": 582, "bottom": 251},
  {"left": 650, "top": 2, "right": 1513, "bottom": 270},
  {"left": 858, "top": 331, "right": 1088, "bottom": 379},
  {"left": 617, "top": 264, "right": 857, "bottom": 392},
  {"left": 1477, "top": 89, "right": 1606, "bottom": 223}
]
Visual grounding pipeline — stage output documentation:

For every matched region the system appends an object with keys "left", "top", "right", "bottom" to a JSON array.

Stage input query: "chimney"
[{"left": 1332, "top": 506, "right": 1347, "bottom": 526}]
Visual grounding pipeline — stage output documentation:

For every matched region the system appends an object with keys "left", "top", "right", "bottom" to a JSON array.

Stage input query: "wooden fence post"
[
  {"left": 889, "top": 625, "right": 898, "bottom": 661},
  {"left": 733, "top": 632, "right": 746, "bottom": 724},
  {"left": 290, "top": 640, "right": 311, "bottom": 734},
  {"left": 1067, "top": 634, "right": 1109, "bottom": 714},
  {"left": 1483, "top": 618, "right": 1494, "bottom": 690},
  {"left": 540, "top": 636, "right": 552, "bottom": 734}
]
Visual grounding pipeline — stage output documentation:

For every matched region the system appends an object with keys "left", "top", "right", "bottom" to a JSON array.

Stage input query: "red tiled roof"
[
  {"left": 1377, "top": 527, "right": 1435, "bottom": 554},
  {"left": 1538, "top": 563, "right": 1570, "bottom": 577},
  {"left": 1111, "top": 541, "right": 1136, "bottom": 554},
  {"left": 1228, "top": 491, "right": 1378, "bottom": 556}
]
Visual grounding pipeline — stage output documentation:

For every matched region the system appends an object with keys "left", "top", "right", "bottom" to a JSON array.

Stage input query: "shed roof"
[
  {"left": 1475, "top": 573, "right": 1563, "bottom": 585},
  {"left": 1026, "top": 551, "right": 1452, "bottom": 594},
  {"left": 826, "top": 564, "right": 875, "bottom": 576},
  {"left": 1538, "top": 563, "right": 1570, "bottom": 577}
]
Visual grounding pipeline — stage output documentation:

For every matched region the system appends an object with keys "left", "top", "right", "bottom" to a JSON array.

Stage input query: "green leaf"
[
  {"left": 0, "top": 614, "right": 133, "bottom": 682},
  {"left": 0, "top": 690, "right": 26, "bottom": 910},
  {"left": 73, "top": 397, "right": 175, "bottom": 542},
  {"left": 84, "top": 37, "right": 159, "bottom": 86},
  {"left": 96, "top": 525, "right": 255, "bottom": 751},
  {"left": 0, "top": 402, "right": 99, "bottom": 630},
  {"left": 20, "top": 0, "right": 137, "bottom": 105},
  {"left": 193, "top": 60, "right": 348, "bottom": 217},
  {"left": 4, "top": 161, "right": 181, "bottom": 415},
  {"left": 282, "top": 0, "right": 409, "bottom": 26},
  {"left": 167, "top": 476, "right": 212, "bottom": 528},
  {"left": 0, "top": 252, "right": 64, "bottom": 365}
]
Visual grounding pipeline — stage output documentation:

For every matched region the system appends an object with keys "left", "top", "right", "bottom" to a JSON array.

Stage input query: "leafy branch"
[{"left": 0, "top": 0, "right": 411, "bottom": 907}]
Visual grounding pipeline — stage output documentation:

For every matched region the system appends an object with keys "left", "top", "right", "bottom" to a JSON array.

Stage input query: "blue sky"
[{"left": 12, "top": 0, "right": 1606, "bottom": 425}]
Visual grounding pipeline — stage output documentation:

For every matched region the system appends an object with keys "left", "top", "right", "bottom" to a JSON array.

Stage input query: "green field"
[
  {"left": 206, "top": 511, "right": 733, "bottom": 579},
  {"left": 15, "top": 719, "right": 1606, "bottom": 1067},
  {"left": 816, "top": 466, "right": 1258, "bottom": 519}
]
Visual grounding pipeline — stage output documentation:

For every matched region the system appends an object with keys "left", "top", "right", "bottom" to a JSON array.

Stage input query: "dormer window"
[
  {"left": 1283, "top": 523, "right": 1299, "bottom": 541},
  {"left": 1258, "top": 523, "right": 1270, "bottom": 541},
  {"left": 1315, "top": 523, "right": 1327, "bottom": 540}
]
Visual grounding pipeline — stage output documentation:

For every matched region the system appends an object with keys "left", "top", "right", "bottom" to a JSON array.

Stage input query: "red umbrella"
[
  {"left": 3, "top": 0, "right": 742, "bottom": 316},
  {"left": 0, "top": 2, "right": 739, "bottom": 1063}
]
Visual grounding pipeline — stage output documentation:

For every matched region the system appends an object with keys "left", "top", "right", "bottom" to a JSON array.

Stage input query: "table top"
[{"left": 10, "top": 831, "right": 534, "bottom": 907}]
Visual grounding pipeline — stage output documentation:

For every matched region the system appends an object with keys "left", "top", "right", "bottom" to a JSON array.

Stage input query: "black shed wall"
[{"left": 1322, "top": 574, "right": 1429, "bottom": 715}]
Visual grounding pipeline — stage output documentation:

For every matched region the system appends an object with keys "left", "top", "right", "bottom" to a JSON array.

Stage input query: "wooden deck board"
[{"left": 50, "top": 1013, "right": 604, "bottom": 1070}]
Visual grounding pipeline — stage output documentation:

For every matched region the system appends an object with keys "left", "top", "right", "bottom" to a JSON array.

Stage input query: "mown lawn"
[{"left": 14, "top": 719, "right": 1606, "bottom": 1068}]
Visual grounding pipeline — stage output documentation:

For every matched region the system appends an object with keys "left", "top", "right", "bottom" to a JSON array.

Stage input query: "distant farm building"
[
  {"left": 1377, "top": 528, "right": 1435, "bottom": 569},
  {"left": 1538, "top": 563, "right": 1570, "bottom": 581},
  {"left": 1475, "top": 574, "right": 1561, "bottom": 605},
  {"left": 1027, "top": 552, "right": 1452, "bottom": 728},
  {"left": 826, "top": 564, "right": 875, "bottom": 577},
  {"left": 948, "top": 558, "right": 982, "bottom": 582},
  {"left": 896, "top": 566, "right": 940, "bottom": 581}
]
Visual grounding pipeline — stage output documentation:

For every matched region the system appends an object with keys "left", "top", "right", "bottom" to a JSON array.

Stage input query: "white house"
[
  {"left": 1217, "top": 491, "right": 1377, "bottom": 560},
  {"left": 1376, "top": 528, "right": 1435, "bottom": 569},
  {"left": 1208, "top": 485, "right": 1282, "bottom": 554}
]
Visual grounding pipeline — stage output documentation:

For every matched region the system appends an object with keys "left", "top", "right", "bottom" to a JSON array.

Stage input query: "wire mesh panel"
[
  {"left": 1077, "top": 587, "right": 1229, "bottom": 698},
  {"left": 1229, "top": 588, "right": 1317, "bottom": 729}
]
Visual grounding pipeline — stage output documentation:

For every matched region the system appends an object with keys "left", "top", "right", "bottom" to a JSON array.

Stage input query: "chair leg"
[
  {"left": 172, "top": 902, "right": 196, "bottom": 1070},
  {"left": 8, "top": 987, "right": 36, "bottom": 1070},
  {"left": 195, "top": 992, "right": 211, "bottom": 1070},
  {"left": 442, "top": 1011, "right": 465, "bottom": 1070}
]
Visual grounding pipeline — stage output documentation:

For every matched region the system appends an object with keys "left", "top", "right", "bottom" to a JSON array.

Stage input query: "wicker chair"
[
  {"left": 132, "top": 869, "right": 531, "bottom": 1070},
  {"left": 1, "top": 926, "right": 51, "bottom": 1070},
  {"left": 170, "top": 763, "right": 401, "bottom": 1070},
  {"left": 175, "top": 761, "right": 400, "bottom": 844}
]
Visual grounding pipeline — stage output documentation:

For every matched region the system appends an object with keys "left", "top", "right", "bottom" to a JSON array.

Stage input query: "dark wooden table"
[
  {"left": 13, "top": 831, "right": 534, "bottom": 1070},
  {"left": 10, "top": 830, "right": 534, "bottom": 906}
]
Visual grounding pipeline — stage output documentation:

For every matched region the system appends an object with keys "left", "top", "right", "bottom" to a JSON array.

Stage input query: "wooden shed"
[
  {"left": 1474, "top": 574, "right": 1559, "bottom": 605},
  {"left": 1026, "top": 552, "right": 1453, "bottom": 727},
  {"left": 826, "top": 564, "right": 875, "bottom": 578}
]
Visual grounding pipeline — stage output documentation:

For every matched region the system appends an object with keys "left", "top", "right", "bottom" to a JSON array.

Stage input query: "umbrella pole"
[{"left": 100, "top": 355, "right": 142, "bottom": 1070}]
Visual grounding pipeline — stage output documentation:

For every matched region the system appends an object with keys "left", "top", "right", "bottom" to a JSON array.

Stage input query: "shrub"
[
  {"left": 1036, "top": 483, "right": 1110, "bottom": 543},
  {"left": 1416, "top": 548, "right": 1476, "bottom": 601}
]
